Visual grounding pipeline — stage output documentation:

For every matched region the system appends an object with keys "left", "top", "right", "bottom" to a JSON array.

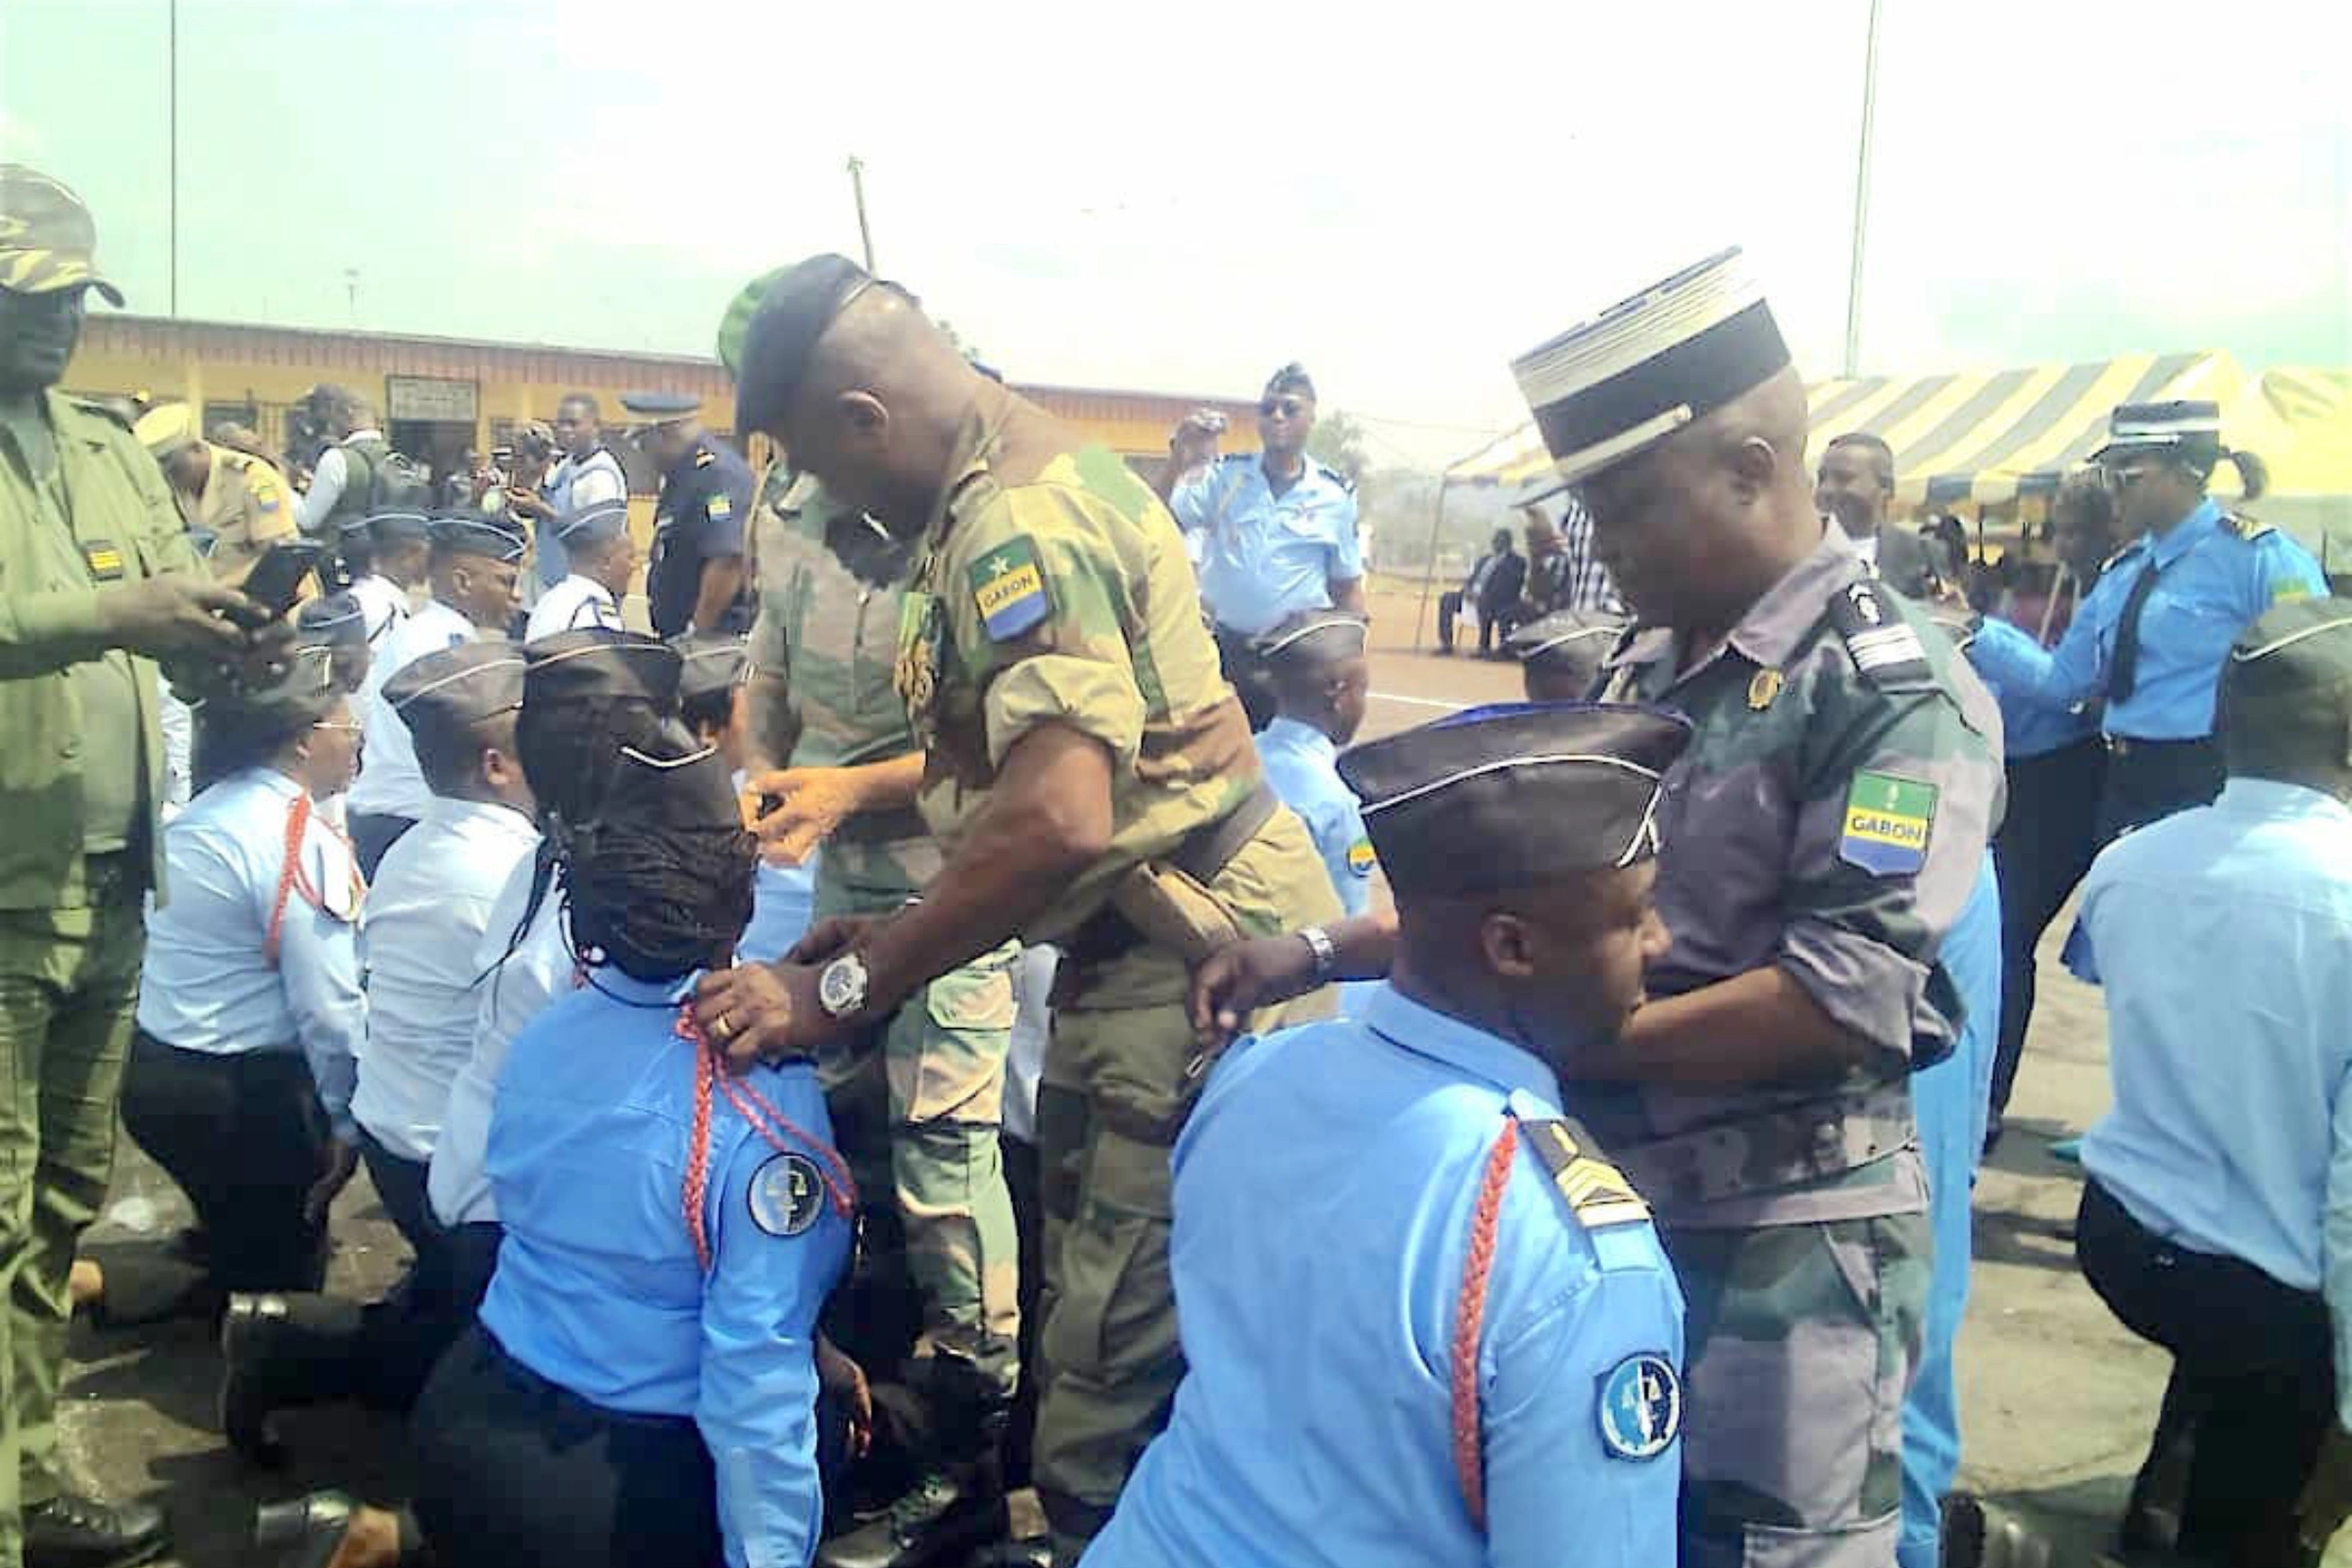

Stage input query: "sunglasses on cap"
[{"left": 1258, "top": 396, "right": 1309, "bottom": 419}]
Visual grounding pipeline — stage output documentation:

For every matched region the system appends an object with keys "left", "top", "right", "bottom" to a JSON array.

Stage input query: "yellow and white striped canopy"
[{"left": 1450, "top": 351, "right": 2261, "bottom": 506}]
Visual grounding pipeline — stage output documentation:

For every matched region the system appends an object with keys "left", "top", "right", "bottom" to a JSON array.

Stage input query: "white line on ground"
[{"left": 1367, "top": 691, "right": 1469, "bottom": 710}]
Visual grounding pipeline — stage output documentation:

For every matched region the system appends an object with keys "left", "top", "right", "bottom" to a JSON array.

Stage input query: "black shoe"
[
  {"left": 254, "top": 1491, "right": 357, "bottom": 1568},
  {"left": 220, "top": 1293, "right": 303, "bottom": 1464},
  {"left": 23, "top": 1493, "right": 169, "bottom": 1568},
  {"left": 817, "top": 1469, "right": 1005, "bottom": 1568}
]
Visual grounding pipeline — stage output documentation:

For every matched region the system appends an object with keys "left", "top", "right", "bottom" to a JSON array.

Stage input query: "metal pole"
[
  {"left": 1841, "top": 0, "right": 1884, "bottom": 377},
  {"left": 1411, "top": 477, "right": 1452, "bottom": 652},
  {"left": 847, "top": 156, "right": 876, "bottom": 273},
  {"left": 168, "top": 0, "right": 178, "bottom": 316}
]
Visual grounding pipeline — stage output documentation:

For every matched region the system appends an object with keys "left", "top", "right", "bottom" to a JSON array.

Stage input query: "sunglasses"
[
  {"left": 1258, "top": 397, "right": 1309, "bottom": 419},
  {"left": 2105, "top": 466, "right": 2159, "bottom": 492}
]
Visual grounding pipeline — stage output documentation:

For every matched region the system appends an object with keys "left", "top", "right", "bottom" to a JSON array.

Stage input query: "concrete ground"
[{"left": 53, "top": 589, "right": 2345, "bottom": 1564}]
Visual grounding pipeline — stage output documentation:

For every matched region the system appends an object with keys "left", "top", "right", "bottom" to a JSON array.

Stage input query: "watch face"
[{"left": 819, "top": 955, "right": 867, "bottom": 1018}]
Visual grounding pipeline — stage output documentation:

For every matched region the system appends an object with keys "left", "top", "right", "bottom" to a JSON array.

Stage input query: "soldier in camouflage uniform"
[
  {"left": 722, "top": 368, "right": 1026, "bottom": 1562},
  {"left": 695, "top": 256, "right": 1341, "bottom": 1567},
  {"left": 1517, "top": 252, "right": 2000, "bottom": 1565}
]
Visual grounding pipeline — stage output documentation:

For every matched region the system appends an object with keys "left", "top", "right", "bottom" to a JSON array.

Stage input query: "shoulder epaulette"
[
  {"left": 2221, "top": 511, "right": 2275, "bottom": 541},
  {"left": 68, "top": 396, "right": 136, "bottom": 433},
  {"left": 1314, "top": 462, "right": 1355, "bottom": 494},
  {"left": 694, "top": 448, "right": 715, "bottom": 469},
  {"left": 1827, "top": 579, "right": 1933, "bottom": 686},
  {"left": 1517, "top": 1115, "right": 1650, "bottom": 1230}
]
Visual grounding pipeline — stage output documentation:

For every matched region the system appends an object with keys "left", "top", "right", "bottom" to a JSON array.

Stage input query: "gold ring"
[{"left": 715, "top": 1011, "right": 735, "bottom": 1040}]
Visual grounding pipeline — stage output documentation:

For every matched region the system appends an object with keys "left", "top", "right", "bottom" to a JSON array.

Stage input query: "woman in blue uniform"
[
  {"left": 1967, "top": 399, "right": 2327, "bottom": 842},
  {"left": 122, "top": 645, "right": 368, "bottom": 1299},
  {"left": 410, "top": 716, "right": 853, "bottom": 1568}
]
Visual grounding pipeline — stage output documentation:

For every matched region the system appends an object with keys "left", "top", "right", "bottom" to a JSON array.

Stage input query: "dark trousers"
[
  {"left": 2076, "top": 1179, "right": 2331, "bottom": 1568},
  {"left": 2096, "top": 737, "right": 2224, "bottom": 846},
  {"left": 264, "top": 1217, "right": 503, "bottom": 1417},
  {"left": 1988, "top": 738, "right": 2107, "bottom": 1134},
  {"left": 1211, "top": 624, "right": 1276, "bottom": 732},
  {"left": 348, "top": 812, "right": 418, "bottom": 881},
  {"left": 1437, "top": 591, "right": 1505, "bottom": 654},
  {"left": 119, "top": 1030, "right": 332, "bottom": 1296},
  {"left": 1004, "top": 1131, "right": 1045, "bottom": 1493},
  {"left": 360, "top": 1131, "right": 437, "bottom": 1256},
  {"left": 412, "top": 1325, "right": 725, "bottom": 1568}
]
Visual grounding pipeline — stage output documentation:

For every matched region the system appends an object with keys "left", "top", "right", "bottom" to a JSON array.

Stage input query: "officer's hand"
[
  {"left": 96, "top": 576, "right": 268, "bottom": 662},
  {"left": 745, "top": 766, "right": 868, "bottom": 866},
  {"left": 1169, "top": 413, "right": 1222, "bottom": 470},
  {"left": 504, "top": 489, "right": 552, "bottom": 520},
  {"left": 1189, "top": 934, "right": 1319, "bottom": 1050},
  {"left": 785, "top": 915, "right": 882, "bottom": 967},
  {"left": 304, "top": 1138, "right": 361, "bottom": 1227},
  {"left": 815, "top": 1335, "right": 874, "bottom": 1460},
  {"left": 2298, "top": 1423, "right": 2352, "bottom": 1555},
  {"left": 691, "top": 961, "right": 833, "bottom": 1069}
]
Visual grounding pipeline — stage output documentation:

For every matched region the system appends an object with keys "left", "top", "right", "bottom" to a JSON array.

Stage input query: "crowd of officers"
[{"left": 2, "top": 157, "right": 2349, "bottom": 1568}]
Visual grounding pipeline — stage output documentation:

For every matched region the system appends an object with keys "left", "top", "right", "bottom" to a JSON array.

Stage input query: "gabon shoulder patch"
[{"left": 968, "top": 534, "right": 1052, "bottom": 642}]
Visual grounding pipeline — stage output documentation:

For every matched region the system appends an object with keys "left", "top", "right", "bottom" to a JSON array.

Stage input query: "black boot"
[
  {"left": 23, "top": 1493, "right": 169, "bottom": 1568},
  {"left": 255, "top": 1491, "right": 357, "bottom": 1568},
  {"left": 820, "top": 1358, "right": 1009, "bottom": 1568},
  {"left": 220, "top": 1293, "right": 363, "bottom": 1463}
]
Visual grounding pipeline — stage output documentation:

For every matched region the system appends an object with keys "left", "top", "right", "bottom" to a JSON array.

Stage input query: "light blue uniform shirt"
[
  {"left": 1090, "top": 985, "right": 1685, "bottom": 1568},
  {"left": 538, "top": 446, "right": 629, "bottom": 587},
  {"left": 2073, "top": 779, "right": 2352, "bottom": 1422},
  {"left": 1255, "top": 717, "right": 1375, "bottom": 918},
  {"left": 1968, "top": 499, "right": 2325, "bottom": 741},
  {"left": 1899, "top": 853, "right": 2001, "bottom": 1568},
  {"left": 135, "top": 768, "right": 364, "bottom": 1138},
  {"left": 479, "top": 968, "right": 852, "bottom": 1568},
  {"left": 739, "top": 857, "right": 819, "bottom": 967},
  {"left": 1171, "top": 453, "right": 1362, "bottom": 636},
  {"left": 1977, "top": 657, "right": 2097, "bottom": 760}
]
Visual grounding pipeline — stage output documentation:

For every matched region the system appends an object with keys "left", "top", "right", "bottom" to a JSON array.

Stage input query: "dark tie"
[{"left": 2107, "top": 559, "right": 2163, "bottom": 705}]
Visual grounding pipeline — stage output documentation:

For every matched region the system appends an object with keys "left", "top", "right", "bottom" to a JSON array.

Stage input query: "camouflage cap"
[
  {"left": 0, "top": 166, "right": 124, "bottom": 305},
  {"left": 715, "top": 267, "right": 793, "bottom": 377}
]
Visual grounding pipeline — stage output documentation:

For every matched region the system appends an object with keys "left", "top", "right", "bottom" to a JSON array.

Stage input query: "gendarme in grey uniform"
[{"left": 1514, "top": 249, "right": 2003, "bottom": 1565}]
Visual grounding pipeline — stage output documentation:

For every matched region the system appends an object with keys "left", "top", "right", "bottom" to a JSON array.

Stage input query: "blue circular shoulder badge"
[
  {"left": 1596, "top": 1352, "right": 1682, "bottom": 1462},
  {"left": 747, "top": 1152, "right": 823, "bottom": 1238}
]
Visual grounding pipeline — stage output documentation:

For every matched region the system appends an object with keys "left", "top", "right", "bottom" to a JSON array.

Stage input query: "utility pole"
[
  {"left": 168, "top": 0, "right": 179, "bottom": 316},
  {"left": 847, "top": 155, "right": 876, "bottom": 273},
  {"left": 344, "top": 269, "right": 360, "bottom": 327},
  {"left": 1841, "top": 0, "right": 1885, "bottom": 377}
]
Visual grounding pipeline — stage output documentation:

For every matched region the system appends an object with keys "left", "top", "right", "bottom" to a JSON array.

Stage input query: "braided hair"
[{"left": 564, "top": 809, "right": 756, "bottom": 982}]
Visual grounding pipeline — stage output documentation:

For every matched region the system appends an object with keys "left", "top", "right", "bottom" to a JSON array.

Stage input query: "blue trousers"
[{"left": 1899, "top": 854, "right": 2001, "bottom": 1568}]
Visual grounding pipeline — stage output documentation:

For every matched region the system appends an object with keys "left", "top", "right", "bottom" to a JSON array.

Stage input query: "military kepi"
[
  {"left": 384, "top": 643, "right": 525, "bottom": 753},
  {"left": 1338, "top": 703, "right": 1692, "bottom": 895},
  {"left": 0, "top": 165, "right": 124, "bottom": 304},
  {"left": 2223, "top": 599, "right": 2352, "bottom": 742},
  {"left": 618, "top": 391, "right": 703, "bottom": 427},
  {"left": 132, "top": 403, "right": 201, "bottom": 461},
  {"left": 1511, "top": 246, "right": 1790, "bottom": 484}
]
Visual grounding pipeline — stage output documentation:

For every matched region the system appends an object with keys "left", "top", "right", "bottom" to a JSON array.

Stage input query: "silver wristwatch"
[
  {"left": 1298, "top": 925, "right": 1339, "bottom": 982},
  {"left": 817, "top": 952, "right": 871, "bottom": 1020}
]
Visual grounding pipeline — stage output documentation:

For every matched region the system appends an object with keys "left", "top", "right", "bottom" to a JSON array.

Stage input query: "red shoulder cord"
[
  {"left": 675, "top": 1010, "right": 858, "bottom": 1273},
  {"left": 264, "top": 794, "right": 366, "bottom": 967},
  {"left": 1450, "top": 1122, "right": 1518, "bottom": 1534}
]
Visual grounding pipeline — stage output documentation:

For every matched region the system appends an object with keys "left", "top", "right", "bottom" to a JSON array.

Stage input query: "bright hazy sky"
[{"left": 3, "top": 0, "right": 2347, "bottom": 467}]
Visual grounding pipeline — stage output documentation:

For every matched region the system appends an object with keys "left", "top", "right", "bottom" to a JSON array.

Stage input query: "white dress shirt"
[
  {"left": 136, "top": 768, "right": 365, "bottom": 1137},
  {"left": 522, "top": 573, "right": 622, "bottom": 645},
  {"left": 348, "top": 599, "right": 480, "bottom": 821},
  {"left": 348, "top": 572, "right": 413, "bottom": 650},
  {"left": 352, "top": 796, "right": 540, "bottom": 1164},
  {"left": 157, "top": 675, "right": 193, "bottom": 820},
  {"left": 427, "top": 850, "right": 577, "bottom": 1228}
]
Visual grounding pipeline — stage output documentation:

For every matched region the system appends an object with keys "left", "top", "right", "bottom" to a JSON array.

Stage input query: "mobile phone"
[{"left": 244, "top": 540, "right": 326, "bottom": 615}]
